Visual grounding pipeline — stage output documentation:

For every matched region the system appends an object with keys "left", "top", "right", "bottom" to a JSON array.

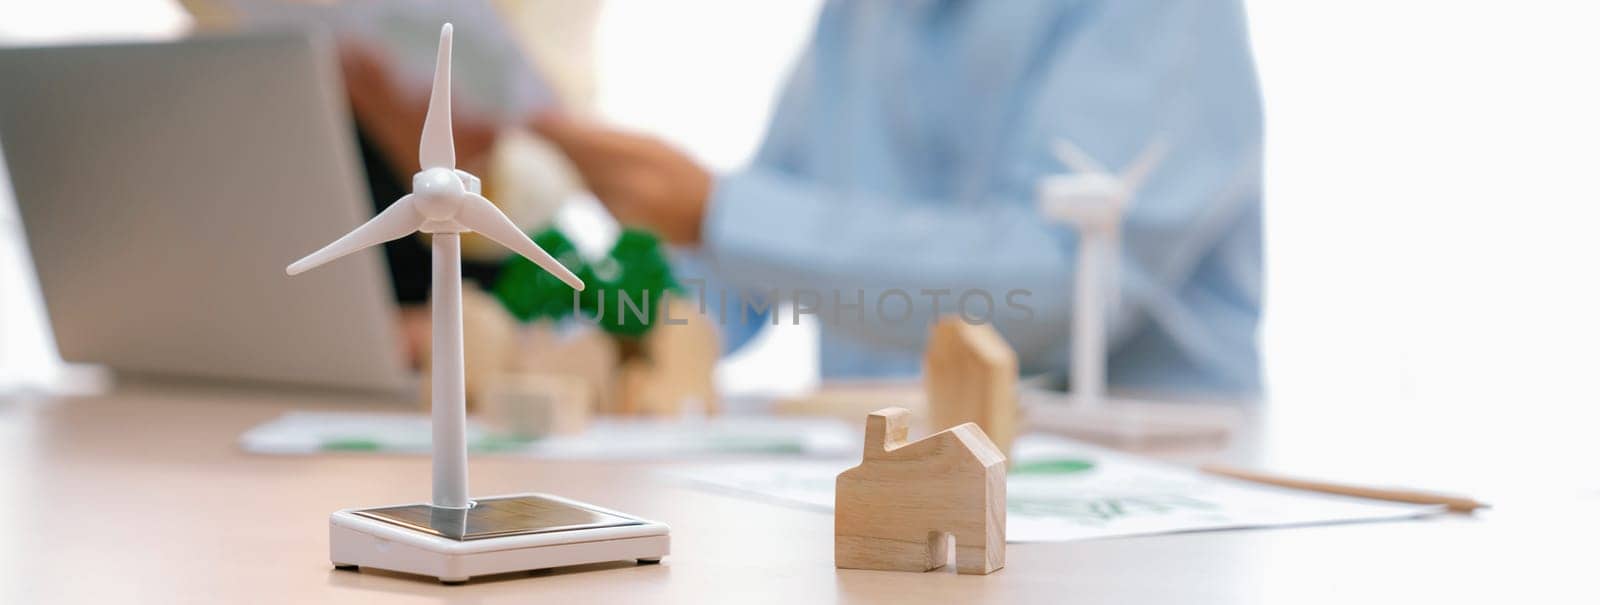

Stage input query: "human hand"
[{"left": 531, "top": 113, "right": 712, "bottom": 245}]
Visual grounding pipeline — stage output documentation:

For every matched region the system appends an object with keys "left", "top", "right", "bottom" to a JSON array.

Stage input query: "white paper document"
[
  {"left": 665, "top": 436, "right": 1446, "bottom": 543},
  {"left": 239, "top": 411, "right": 859, "bottom": 459}
]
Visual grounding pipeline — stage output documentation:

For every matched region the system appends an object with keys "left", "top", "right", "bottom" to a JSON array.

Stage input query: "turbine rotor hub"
[{"left": 412, "top": 167, "right": 467, "bottom": 220}]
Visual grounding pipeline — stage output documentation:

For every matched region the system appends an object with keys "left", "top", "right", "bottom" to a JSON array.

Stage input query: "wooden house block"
[
  {"left": 924, "top": 317, "right": 1019, "bottom": 456},
  {"left": 614, "top": 296, "right": 720, "bottom": 416},
  {"left": 480, "top": 373, "right": 593, "bottom": 439},
  {"left": 835, "top": 407, "right": 1006, "bottom": 575},
  {"left": 512, "top": 296, "right": 717, "bottom": 417},
  {"left": 514, "top": 322, "right": 620, "bottom": 413}
]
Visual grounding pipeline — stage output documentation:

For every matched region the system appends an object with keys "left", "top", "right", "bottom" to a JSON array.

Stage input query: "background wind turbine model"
[
  {"left": 1028, "top": 138, "right": 1237, "bottom": 446},
  {"left": 286, "top": 24, "right": 667, "bottom": 584}
]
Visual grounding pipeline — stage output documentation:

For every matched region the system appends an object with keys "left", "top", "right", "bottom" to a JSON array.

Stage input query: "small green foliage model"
[
  {"left": 492, "top": 226, "right": 680, "bottom": 339},
  {"left": 492, "top": 227, "right": 590, "bottom": 323}
]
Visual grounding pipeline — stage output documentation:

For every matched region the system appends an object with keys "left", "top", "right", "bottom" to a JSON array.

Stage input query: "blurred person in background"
[
  {"left": 535, "top": 1, "right": 1265, "bottom": 396},
  {"left": 183, "top": 0, "right": 601, "bottom": 367}
]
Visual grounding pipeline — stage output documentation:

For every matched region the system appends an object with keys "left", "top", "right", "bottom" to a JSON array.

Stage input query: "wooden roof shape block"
[
  {"left": 835, "top": 407, "right": 1007, "bottom": 575},
  {"left": 924, "top": 316, "right": 1019, "bottom": 456}
]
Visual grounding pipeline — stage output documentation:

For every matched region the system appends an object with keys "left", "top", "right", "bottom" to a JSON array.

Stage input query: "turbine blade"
[
  {"left": 418, "top": 23, "right": 455, "bottom": 170},
  {"left": 1051, "top": 138, "right": 1108, "bottom": 174},
  {"left": 457, "top": 193, "right": 585, "bottom": 290},
  {"left": 1121, "top": 139, "right": 1170, "bottom": 196},
  {"left": 286, "top": 195, "right": 424, "bottom": 275}
]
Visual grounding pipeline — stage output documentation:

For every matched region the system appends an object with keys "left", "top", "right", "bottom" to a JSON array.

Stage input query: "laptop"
[{"left": 0, "top": 31, "right": 412, "bottom": 393}]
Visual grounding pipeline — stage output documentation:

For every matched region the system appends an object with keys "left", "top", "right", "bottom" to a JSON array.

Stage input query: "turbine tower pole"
[
  {"left": 431, "top": 232, "right": 470, "bottom": 509},
  {"left": 1073, "top": 225, "right": 1109, "bottom": 408}
]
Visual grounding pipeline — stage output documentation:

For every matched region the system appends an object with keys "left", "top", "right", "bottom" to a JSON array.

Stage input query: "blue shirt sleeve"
[{"left": 696, "top": 0, "right": 1263, "bottom": 387}]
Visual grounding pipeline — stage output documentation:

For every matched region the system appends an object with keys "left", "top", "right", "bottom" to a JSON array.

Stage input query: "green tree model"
[{"left": 493, "top": 227, "right": 680, "bottom": 339}]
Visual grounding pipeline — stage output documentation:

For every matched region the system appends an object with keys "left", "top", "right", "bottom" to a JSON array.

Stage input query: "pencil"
[{"left": 1200, "top": 464, "right": 1489, "bottom": 513}]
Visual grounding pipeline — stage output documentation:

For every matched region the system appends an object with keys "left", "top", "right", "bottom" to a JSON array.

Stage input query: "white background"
[{"left": 2, "top": 1, "right": 1598, "bottom": 490}]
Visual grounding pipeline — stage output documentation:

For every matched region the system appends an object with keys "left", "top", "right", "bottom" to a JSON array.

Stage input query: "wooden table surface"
[{"left": 0, "top": 381, "right": 1589, "bottom": 604}]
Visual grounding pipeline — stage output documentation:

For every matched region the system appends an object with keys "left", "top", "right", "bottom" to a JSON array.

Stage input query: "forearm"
[{"left": 699, "top": 168, "right": 1082, "bottom": 357}]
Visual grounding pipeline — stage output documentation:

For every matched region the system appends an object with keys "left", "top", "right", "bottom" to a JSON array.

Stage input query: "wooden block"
[
  {"left": 480, "top": 373, "right": 593, "bottom": 438},
  {"left": 642, "top": 295, "right": 720, "bottom": 415},
  {"left": 835, "top": 407, "right": 1006, "bottom": 575},
  {"left": 510, "top": 296, "right": 717, "bottom": 416},
  {"left": 513, "top": 322, "right": 620, "bottom": 413},
  {"left": 420, "top": 284, "right": 518, "bottom": 413},
  {"left": 924, "top": 317, "right": 1019, "bottom": 456},
  {"left": 613, "top": 359, "right": 651, "bottom": 415},
  {"left": 614, "top": 296, "right": 720, "bottom": 416}
]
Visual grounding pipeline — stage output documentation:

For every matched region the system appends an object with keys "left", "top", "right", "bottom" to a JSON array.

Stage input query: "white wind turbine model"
[
  {"left": 1038, "top": 138, "right": 1166, "bottom": 409},
  {"left": 287, "top": 24, "right": 668, "bottom": 584},
  {"left": 1030, "top": 138, "right": 1235, "bottom": 445}
]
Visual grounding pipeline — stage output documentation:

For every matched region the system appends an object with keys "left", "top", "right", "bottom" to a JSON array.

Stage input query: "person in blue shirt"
[{"left": 535, "top": 0, "right": 1264, "bottom": 396}]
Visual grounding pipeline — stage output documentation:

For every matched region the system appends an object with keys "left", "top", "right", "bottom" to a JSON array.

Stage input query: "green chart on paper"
[{"left": 668, "top": 437, "right": 1442, "bottom": 542}]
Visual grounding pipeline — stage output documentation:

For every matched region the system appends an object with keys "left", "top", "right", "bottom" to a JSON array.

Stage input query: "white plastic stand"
[
  {"left": 287, "top": 24, "right": 667, "bottom": 583},
  {"left": 1033, "top": 139, "right": 1237, "bottom": 447},
  {"left": 330, "top": 494, "right": 669, "bottom": 584},
  {"left": 1022, "top": 391, "right": 1238, "bottom": 448}
]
